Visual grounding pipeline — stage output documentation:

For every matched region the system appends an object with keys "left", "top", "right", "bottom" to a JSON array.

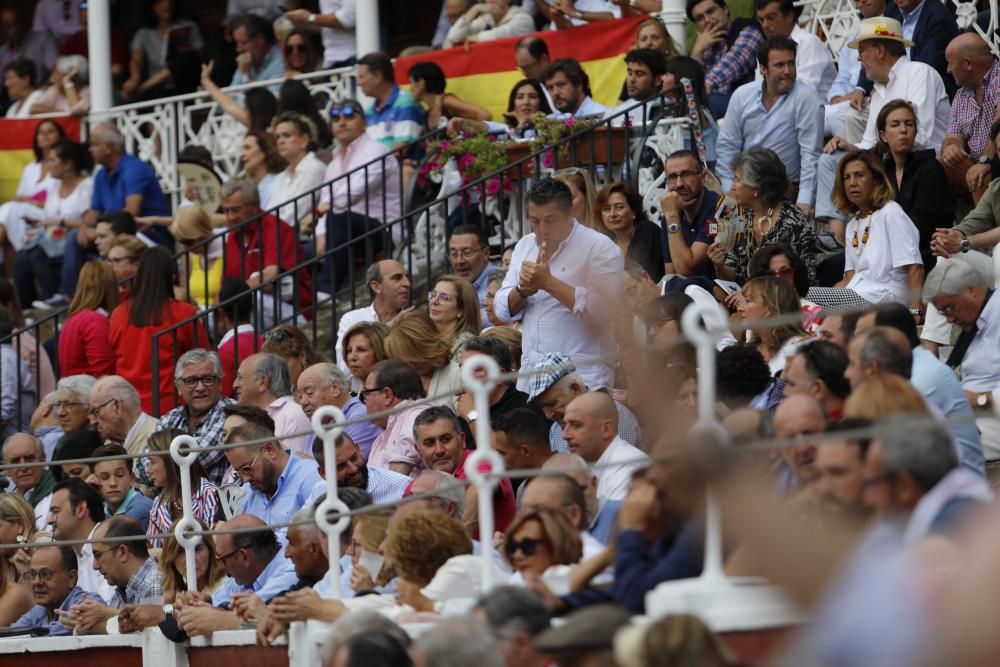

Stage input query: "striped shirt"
[
  {"left": 365, "top": 86, "right": 425, "bottom": 152},
  {"left": 147, "top": 477, "right": 221, "bottom": 548}
]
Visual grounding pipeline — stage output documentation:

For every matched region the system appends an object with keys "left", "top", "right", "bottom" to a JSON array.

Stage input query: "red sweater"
[
  {"left": 108, "top": 299, "right": 207, "bottom": 417},
  {"left": 218, "top": 326, "right": 263, "bottom": 398},
  {"left": 58, "top": 310, "right": 115, "bottom": 379}
]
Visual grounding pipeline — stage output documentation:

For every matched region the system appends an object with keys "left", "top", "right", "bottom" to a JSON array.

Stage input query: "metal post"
[
  {"left": 680, "top": 301, "right": 730, "bottom": 579},
  {"left": 86, "top": 0, "right": 113, "bottom": 112},
  {"left": 658, "top": 2, "right": 689, "bottom": 56},
  {"left": 460, "top": 356, "right": 505, "bottom": 592},
  {"left": 355, "top": 1, "right": 380, "bottom": 56},
  {"left": 311, "top": 406, "right": 349, "bottom": 600},
  {"left": 169, "top": 435, "right": 202, "bottom": 591}
]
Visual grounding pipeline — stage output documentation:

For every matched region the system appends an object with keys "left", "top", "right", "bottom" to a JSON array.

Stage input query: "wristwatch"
[
  {"left": 515, "top": 285, "right": 530, "bottom": 299},
  {"left": 978, "top": 154, "right": 991, "bottom": 164},
  {"left": 977, "top": 393, "right": 990, "bottom": 407},
  {"left": 466, "top": 410, "right": 479, "bottom": 422},
  {"left": 960, "top": 237, "right": 971, "bottom": 253},
  {"left": 667, "top": 222, "right": 680, "bottom": 234},
  {"left": 307, "top": 13, "right": 316, "bottom": 23},
  {"left": 163, "top": 603, "right": 174, "bottom": 617}
]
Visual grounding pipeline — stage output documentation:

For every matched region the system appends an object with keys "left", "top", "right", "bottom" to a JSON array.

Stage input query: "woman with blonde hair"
[
  {"left": 159, "top": 518, "right": 227, "bottom": 603},
  {"left": 341, "top": 321, "right": 389, "bottom": 393},
  {"left": 0, "top": 536, "right": 32, "bottom": 626},
  {"left": 57, "top": 260, "right": 119, "bottom": 378},
  {"left": 346, "top": 509, "right": 395, "bottom": 593},
  {"left": 145, "top": 429, "right": 222, "bottom": 548},
  {"left": 262, "top": 324, "right": 324, "bottom": 387},
  {"left": 0, "top": 492, "right": 42, "bottom": 584},
  {"left": 171, "top": 206, "right": 224, "bottom": 308},
  {"left": 107, "top": 234, "right": 148, "bottom": 299},
  {"left": 384, "top": 510, "right": 472, "bottom": 612},
  {"left": 615, "top": 614, "right": 734, "bottom": 667},
  {"left": 843, "top": 374, "right": 929, "bottom": 421},
  {"left": 738, "top": 276, "right": 807, "bottom": 377},
  {"left": 482, "top": 325, "right": 522, "bottom": 371},
  {"left": 384, "top": 311, "right": 462, "bottom": 409},
  {"left": 503, "top": 509, "right": 583, "bottom": 580},
  {"left": 555, "top": 168, "right": 606, "bottom": 234},
  {"left": 428, "top": 275, "right": 482, "bottom": 360}
]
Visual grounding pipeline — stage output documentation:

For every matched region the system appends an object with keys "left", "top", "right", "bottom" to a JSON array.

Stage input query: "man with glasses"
[
  {"left": 364, "top": 359, "right": 429, "bottom": 478},
  {"left": 659, "top": 150, "right": 720, "bottom": 279},
  {"left": 47, "top": 478, "right": 115, "bottom": 602},
  {"left": 10, "top": 545, "right": 103, "bottom": 636},
  {"left": 2, "top": 433, "right": 56, "bottom": 529},
  {"left": 314, "top": 97, "right": 400, "bottom": 292},
  {"left": 225, "top": 421, "right": 322, "bottom": 543},
  {"left": 63, "top": 516, "right": 160, "bottom": 634},
  {"left": 449, "top": 224, "right": 494, "bottom": 324},
  {"left": 88, "top": 375, "right": 157, "bottom": 458},
  {"left": 151, "top": 349, "right": 236, "bottom": 486}
]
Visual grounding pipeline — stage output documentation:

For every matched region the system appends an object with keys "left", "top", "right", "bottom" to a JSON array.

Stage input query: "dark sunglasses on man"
[{"left": 329, "top": 105, "right": 361, "bottom": 122}]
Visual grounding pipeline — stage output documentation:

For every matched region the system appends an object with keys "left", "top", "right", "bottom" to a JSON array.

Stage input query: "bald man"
[
  {"left": 561, "top": 392, "right": 650, "bottom": 503},
  {"left": 941, "top": 32, "right": 1000, "bottom": 202},
  {"left": 774, "top": 394, "right": 826, "bottom": 494}
]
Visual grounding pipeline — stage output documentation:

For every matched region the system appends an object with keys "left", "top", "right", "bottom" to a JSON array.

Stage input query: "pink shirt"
[
  {"left": 267, "top": 395, "right": 313, "bottom": 456},
  {"left": 366, "top": 400, "right": 425, "bottom": 478},
  {"left": 319, "top": 132, "right": 401, "bottom": 227}
]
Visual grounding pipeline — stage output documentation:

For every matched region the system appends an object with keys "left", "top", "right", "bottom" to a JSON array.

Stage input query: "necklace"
[
  {"left": 852, "top": 213, "right": 872, "bottom": 256},
  {"left": 748, "top": 207, "right": 774, "bottom": 256}
]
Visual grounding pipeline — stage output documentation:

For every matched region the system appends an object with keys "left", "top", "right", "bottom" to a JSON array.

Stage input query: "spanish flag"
[
  {"left": 0, "top": 116, "right": 82, "bottom": 202},
  {"left": 396, "top": 16, "right": 646, "bottom": 121}
]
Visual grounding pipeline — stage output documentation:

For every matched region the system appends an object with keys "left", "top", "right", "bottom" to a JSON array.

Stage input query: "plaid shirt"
[
  {"left": 145, "top": 397, "right": 236, "bottom": 487},
  {"left": 110, "top": 557, "right": 162, "bottom": 608},
  {"left": 947, "top": 60, "right": 1000, "bottom": 158},
  {"left": 703, "top": 23, "right": 765, "bottom": 96}
]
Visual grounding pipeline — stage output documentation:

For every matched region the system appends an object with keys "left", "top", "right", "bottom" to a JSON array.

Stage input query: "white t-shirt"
[
  {"left": 43, "top": 176, "right": 93, "bottom": 222},
  {"left": 6, "top": 90, "right": 45, "bottom": 118},
  {"left": 844, "top": 200, "right": 921, "bottom": 305},
  {"left": 545, "top": 0, "right": 620, "bottom": 27}
]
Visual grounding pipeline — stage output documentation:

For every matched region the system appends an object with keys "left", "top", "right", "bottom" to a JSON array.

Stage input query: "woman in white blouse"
[
  {"left": 807, "top": 150, "right": 924, "bottom": 315},
  {"left": 3, "top": 59, "right": 44, "bottom": 118},
  {"left": 0, "top": 120, "right": 64, "bottom": 261},
  {"left": 272, "top": 111, "right": 327, "bottom": 232},
  {"left": 13, "top": 140, "right": 93, "bottom": 308}
]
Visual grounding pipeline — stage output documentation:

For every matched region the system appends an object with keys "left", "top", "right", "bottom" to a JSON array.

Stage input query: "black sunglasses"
[
  {"left": 358, "top": 386, "right": 385, "bottom": 404},
  {"left": 285, "top": 43, "right": 306, "bottom": 55},
  {"left": 505, "top": 537, "right": 546, "bottom": 558},
  {"left": 330, "top": 105, "right": 360, "bottom": 122}
]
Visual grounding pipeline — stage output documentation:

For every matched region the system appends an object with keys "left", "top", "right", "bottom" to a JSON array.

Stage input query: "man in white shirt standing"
[
  {"left": 495, "top": 178, "right": 623, "bottom": 394},
  {"left": 755, "top": 0, "right": 835, "bottom": 100},
  {"left": 284, "top": 1, "right": 357, "bottom": 68},
  {"left": 544, "top": 58, "right": 609, "bottom": 118},
  {"left": 560, "top": 392, "right": 650, "bottom": 502},
  {"left": 814, "top": 16, "right": 950, "bottom": 243}
]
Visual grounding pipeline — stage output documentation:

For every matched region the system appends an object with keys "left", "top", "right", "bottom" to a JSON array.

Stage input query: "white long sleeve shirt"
[
  {"left": 858, "top": 56, "right": 950, "bottom": 153},
  {"left": 495, "top": 221, "right": 623, "bottom": 393}
]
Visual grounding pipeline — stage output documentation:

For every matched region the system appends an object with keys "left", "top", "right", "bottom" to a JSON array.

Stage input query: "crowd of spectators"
[{"left": 1, "top": 0, "right": 1000, "bottom": 665}]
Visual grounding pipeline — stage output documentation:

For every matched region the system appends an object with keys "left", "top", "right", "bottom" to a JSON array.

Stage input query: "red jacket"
[
  {"left": 223, "top": 213, "right": 313, "bottom": 315},
  {"left": 218, "top": 325, "right": 263, "bottom": 398},
  {"left": 108, "top": 299, "right": 207, "bottom": 417},
  {"left": 58, "top": 309, "right": 115, "bottom": 379}
]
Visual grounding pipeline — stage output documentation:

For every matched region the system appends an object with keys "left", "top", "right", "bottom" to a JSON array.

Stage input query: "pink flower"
[
  {"left": 439, "top": 140, "right": 453, "bottom": 151},
  {"left": 565, "top": 117, "right": 576, "bottom": 128},
  {"left": 458, "top": 153, "right": 476, "bottom": 170},
  {"left": 485, "top": 177, "right": 500, "bottom": 195},
  {"left": 542, "top": 151, "right": 554, "bottom": 168}
]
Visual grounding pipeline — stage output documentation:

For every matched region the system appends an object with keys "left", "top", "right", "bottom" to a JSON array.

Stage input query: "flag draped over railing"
[{"left": 0, "top": 116, "right": 81, "bottom": 201}]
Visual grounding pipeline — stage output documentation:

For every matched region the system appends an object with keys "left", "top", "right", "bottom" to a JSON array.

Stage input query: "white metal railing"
[{"left": 96, "top": 67, "right": 355, "bottom": 208}]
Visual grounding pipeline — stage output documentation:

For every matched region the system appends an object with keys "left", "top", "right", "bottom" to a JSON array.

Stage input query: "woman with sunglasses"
[
  {"left": 504, "top": 509, "right": 582, "bottom": 583},
  {"left": 169, "top": 206, "right": 223, "bottom": 308},
  {"left": 745, "top": 243, "right": 823, "bottom": 333},
  {"left": 57, "top": 260, "right": 118, "bottom": 378},
  {"left": 145, "top": 429, "right": 223, "bottom": 549},
  {"left": 428, "top": 275, "right": 482, "bottom": 361},
  {"left": 281, "top": 28, "right": 320, "bottom": 78}
]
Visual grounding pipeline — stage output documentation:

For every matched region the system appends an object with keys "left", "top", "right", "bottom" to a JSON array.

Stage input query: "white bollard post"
[
  {"left": 311, "top": 406, "right": 349, "bottom": 600},
  {"left": 460, "top": 356, "right": 505, "bottom": 593},
  {"left": 355, "top": 1, "right": 380, "bottom": 56},
  {"left": 169, "top": 434, "right": 202, "bottom": 591},
  {"left": 680, "top": 301, "right": 730, "bottom": 580},
  {"left": 658, "top": 0, "right": 690, "bottom": 56},
  {"left": 86, "top": 0, "right": 113, "bottom": 112}
]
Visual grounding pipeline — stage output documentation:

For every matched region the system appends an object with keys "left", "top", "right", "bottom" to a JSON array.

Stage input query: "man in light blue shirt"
[
  {"left": 11, "top": 545, "right": 105, "bottom": 636},
  {"left": 225, "top": 421, "right": 323, "bottom": 542},
  {"left": 716, "top": 36, "right": 824, "bottom": 215},
  {"left": 544, "top": 58, "right": 609, "bottom": 119},
  {"left": 230, "top": 15, "right": 285, "bottom": 92}
]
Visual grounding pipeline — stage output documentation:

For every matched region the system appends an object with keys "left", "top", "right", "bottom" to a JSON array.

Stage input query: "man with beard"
[
  {"left": 716, "top": 37, "right": 824, "bottom": 217},
  {"left": 225, "top": 421, "right": 322, "bottom": 543},
  {"left": 608, "top": 48, "right": 667, "bottom": 126},
  {"left": 543, "top": 58, "right": 609, "bottom": 118},
  {"left": 412, "top": 406, "right": 516, "bottom": 536},
  {"left": 813, "top": 419, "right": 872, "bottom": 519},
  {"left": 659, "top": 150, "right": 721, "bottom": 279},
  {"left": 307, "top": 432, "right": 410, "bottom": 505}
]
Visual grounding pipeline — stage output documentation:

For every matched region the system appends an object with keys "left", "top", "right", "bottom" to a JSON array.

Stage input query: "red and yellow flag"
[
  {"left": 0, "top": 116, "right": 82, "bottom": 202},
  {"left": 396, "top": 16, "right": 646, "bottom": 121}
]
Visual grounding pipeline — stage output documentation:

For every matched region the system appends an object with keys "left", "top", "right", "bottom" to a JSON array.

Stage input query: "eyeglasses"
[
  {"left": 428, "top": 291, "right": 454, "bottom": 304},
  {"left": 179, "top": 374, "right": 219, "bottom": 389},
  {"left": 265, "top": 328, "right": 288, "bottom": 342},
  {"left": 505, "top": 537, "right": 547, "bottom": 558},
  {"left": 88, "top": 398, "right": 117, "bottom": 417},
  {"left": 231, "top": 452, "right": 261, "bottom": 481},
  {"left": 91, "top": 546, "right": 117, "bottom": 561},
  {"left": 769, "top": 266, "right": 794, "bottom": 278},
  {"left": 937, "top": 302, "right": 958, "bottom": 316},
  {"left": 285, "top": 43, "right": 306, "bottom": 55},
  {"left": 448, "top": 248, "right": 482, "bottom": 260},
  {"left": 329, "top": 105, "right": 360, "bottom": 122},
  {"left": 29, "top": 568, "right": 69, "bottom": 581},
  {"left": 358, "top": 386, "right": 386, "bottom": 405},
  {"left": 666, "top": 170, "right": 700, "bottom": 183},
  {"left": 53, "top": 400, "right": 85, "bottom": 411},
  {"left": 215, "top": 547, "right": 243, "bottom": 564}
]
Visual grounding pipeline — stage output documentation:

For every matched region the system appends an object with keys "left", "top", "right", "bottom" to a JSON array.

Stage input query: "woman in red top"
[
  {"left": 108, "top": 247, "right": 207, "bottom": 417},
  {"left": 58, "top": 260, "right": 119, "bottom": 378}
]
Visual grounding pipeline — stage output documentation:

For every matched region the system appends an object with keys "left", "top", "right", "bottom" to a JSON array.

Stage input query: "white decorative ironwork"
[
  {"left": 951, "top": 0, "right": 1000, "bottom": 55},
  {"left": 101, "top": 67, "right": 356, "bottom": 208},
  {"left": 797, "top": 0, "right": 861, "bottom": 63},
  {"left": 311, "top": 405, "right": 350, "bottom": 600},
  {"left": 169, "top": 434, "right": 202, "bottom": 592}
]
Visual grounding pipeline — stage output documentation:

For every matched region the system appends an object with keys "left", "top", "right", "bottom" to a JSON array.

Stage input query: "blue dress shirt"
[
  {"left": 212, "top": 552, "right": 299, "bottom": 608},
  {"left": 240, "top": 454, "right": 323, "bottom": 541},
  {"left": 12, "top": 586, "right": 104, "bottom": 636},
  {"left": 715, "top": 79, "right": 824, "bottom": 204},
  {"left": 91, "top": 154, "right": 170, "bottom": 217}
]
